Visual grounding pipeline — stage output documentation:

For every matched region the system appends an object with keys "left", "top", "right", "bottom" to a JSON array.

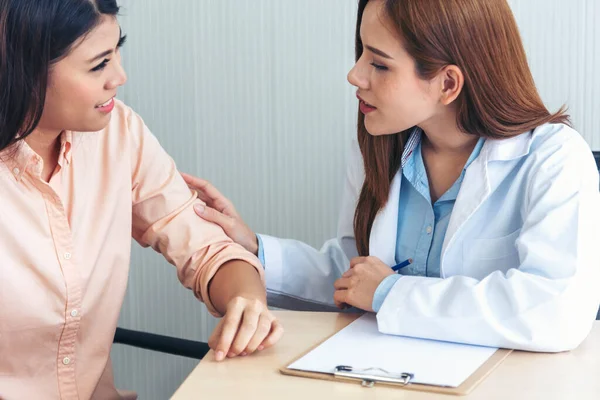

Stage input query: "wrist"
[
  {"left": 231, "top": 291, "right": 267, "bottom": 304},
  {"left": 209, "top": 260, "right": 265, "bottom": 314},
  {"left": 372, "top": 274, "right": 402, "bottom": 313}
]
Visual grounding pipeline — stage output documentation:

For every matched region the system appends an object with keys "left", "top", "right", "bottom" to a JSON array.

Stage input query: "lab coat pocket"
[{"left": 463, "top": 229, "right": 521, "bottom": 279}]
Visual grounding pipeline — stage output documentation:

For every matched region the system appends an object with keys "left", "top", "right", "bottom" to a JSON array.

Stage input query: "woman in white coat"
[{"left": 184, "top": 0, "right": 600, "bottom": 353}]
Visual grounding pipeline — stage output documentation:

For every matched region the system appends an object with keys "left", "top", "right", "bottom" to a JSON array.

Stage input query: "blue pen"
[{"left": 391, "top": 258, "right": 413, "bottom": 272}]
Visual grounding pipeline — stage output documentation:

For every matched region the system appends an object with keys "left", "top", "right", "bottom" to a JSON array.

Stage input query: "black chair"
[{"left": 113, "top": 327, "right": 210, "bottom": 360}]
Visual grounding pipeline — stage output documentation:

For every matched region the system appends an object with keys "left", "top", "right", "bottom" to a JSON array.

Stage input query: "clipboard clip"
[{"left": 334, "top": 365, "right": 414, "bottom": 388}]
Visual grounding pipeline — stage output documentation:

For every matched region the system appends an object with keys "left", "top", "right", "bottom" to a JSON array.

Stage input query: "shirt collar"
[
  {"left": 401, "top": 128, "right": 485, "bottom": 172},
  {"left": 1, "top": 130, "right": 72, "bottom": 182},
  {"left": 59, "top": 130, "right": 73, "bottom": 165},
  {"left": 464, "top": 136, "right": 485, "bottom": 170},
  {"left": 401, "top": 127, "right": 423, "bottom": 169}
]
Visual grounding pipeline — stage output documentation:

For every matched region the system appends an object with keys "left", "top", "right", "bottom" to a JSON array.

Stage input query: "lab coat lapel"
[{"left": 369, "top": 171, "right": 401, "bottom": 266}]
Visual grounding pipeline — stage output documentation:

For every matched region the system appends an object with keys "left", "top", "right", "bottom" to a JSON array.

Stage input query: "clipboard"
[{"left": 280, "top": 315, "right": 512, "bottom": 396}]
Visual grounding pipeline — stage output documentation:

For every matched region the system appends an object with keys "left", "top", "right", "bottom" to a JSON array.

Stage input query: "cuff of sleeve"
[
  {"left": 372, "top": 274, "right": 403, "bottom": 312},
  {"left": 257, "top": 234, "right": 266, "bottom": 267},
  {"left": 259, "top": 234, "right": 283, "bottom": 292},
  {"left": 376, "top": 275, "right": 443, "bottom": 335}
]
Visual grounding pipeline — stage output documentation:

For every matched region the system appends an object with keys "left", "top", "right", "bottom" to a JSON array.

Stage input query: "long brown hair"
[{"left": 353, "top": 0, "right": 570, "bottom": 256}]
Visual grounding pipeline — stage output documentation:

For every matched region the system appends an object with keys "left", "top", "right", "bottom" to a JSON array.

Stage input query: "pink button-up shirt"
[{"left": 0, "top": 100, "right": 263, "bottom": 399}]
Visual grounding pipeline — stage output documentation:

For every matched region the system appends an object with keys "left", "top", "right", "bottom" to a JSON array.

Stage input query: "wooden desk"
[{"left": 172, "top": 312, "right": 600, "bottom": 399}]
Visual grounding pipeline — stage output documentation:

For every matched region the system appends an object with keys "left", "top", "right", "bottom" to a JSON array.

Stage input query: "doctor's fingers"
[
  {"left": 182, "top": 173, "right": 238, "bottom": 217},
  {"left": 342, "top": 269, "right": 352, "bottom": 278},
  {"left": 194, "top": 204, "right": 237, "bottom": 232},
  {"left": 333, "top": 289, "right": 350, "bottom": 307},
  {"left": 350, "top": 256, "right": 376, "bottom": 268},
  {"left": 334, "top": 276, "right": 358, "bottom": 290}
]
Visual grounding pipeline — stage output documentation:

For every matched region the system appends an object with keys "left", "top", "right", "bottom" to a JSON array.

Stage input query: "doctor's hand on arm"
[
  {"left": 181, "top": 173, "right": 259, "bottom": 255},
  {"left": 208, "top": 259, "right": 283, "bottom": 361},
  {"left": 333, "top": 256, "right": 395, "bottom": 312}
]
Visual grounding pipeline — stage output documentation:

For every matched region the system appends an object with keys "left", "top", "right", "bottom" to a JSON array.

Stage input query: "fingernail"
[
  {"left": 227, "top": 352, "right": 235, "bottom": 358},
  {"left": 215, "top": 351, "right": 224, "bottom": 361},
  {"left": 241, "top": 352, "right": 247, "bottom": 356},
  {"left": 257, "top": 345, "right": 264, "bottom": 351},
  {"left": 194, "top": 204, "right": 205, "bottom": 214}
]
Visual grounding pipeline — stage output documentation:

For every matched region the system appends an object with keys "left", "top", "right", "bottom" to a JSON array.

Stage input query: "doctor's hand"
[
  {"left": 333, "top": 256, "right": 395, "bottom": 312},
  {"left": 181, "top": 172, "right": 259, "bottom": 256}
]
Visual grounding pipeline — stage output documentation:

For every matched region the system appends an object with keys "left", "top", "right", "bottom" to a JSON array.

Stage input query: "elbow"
[{"left": 513, "top": 307, "right": 597, "bottom": 353}]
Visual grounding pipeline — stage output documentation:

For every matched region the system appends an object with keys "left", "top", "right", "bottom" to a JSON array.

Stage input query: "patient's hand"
[
  {"left": 208, "top": 260, "right": 284, "bottom": 361},
  {"left": 209, "top": 295, "right": 283, "bottom": 361}
]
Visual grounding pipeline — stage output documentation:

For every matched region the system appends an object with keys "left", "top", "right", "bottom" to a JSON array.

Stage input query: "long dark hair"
[
  {"left": 0, "top": 0, "right": 121, "bottom": 152},
  {"left": 353, "top": 0, "right": 570, "bottom": 256}
]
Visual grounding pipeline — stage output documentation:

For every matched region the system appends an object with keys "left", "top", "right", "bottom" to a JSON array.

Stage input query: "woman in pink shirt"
[{"left": 0, "top": 1, "right": 282, "bottom": 399}]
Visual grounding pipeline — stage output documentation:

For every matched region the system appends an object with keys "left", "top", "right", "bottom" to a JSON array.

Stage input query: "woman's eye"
[
  {"left": 91, "top": 59, "right": 109, "bottom": 72},
  {"left": 370, "top": 62, "right": 388, "bottom": 71}
]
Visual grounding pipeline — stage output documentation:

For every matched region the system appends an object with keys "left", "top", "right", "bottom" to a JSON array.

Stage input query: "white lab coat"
[{"left": 260, "top": 123, "right": 600, "bottom": 352}]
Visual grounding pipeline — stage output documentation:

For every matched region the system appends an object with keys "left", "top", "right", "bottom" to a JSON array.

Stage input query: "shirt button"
[
  {"left": 426, "top": 226, "right": 433, "bottom": 234},
  {"left": 12, "top": 168, "right": 20, "bottom": 175},
  {"left": 64, "top": 252, "right": 72, "bottom": 260},
  {"left": 63, "top": 357, "right": 71, "bottom": 365},
  {"left": 70, "top": 309, "right": 79, "bottom": 317}
]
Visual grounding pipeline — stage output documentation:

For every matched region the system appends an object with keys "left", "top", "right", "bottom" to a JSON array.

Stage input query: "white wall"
[
  {"left": 111, "top": 1, "right": 600, "bottom": 398},
  {"left": 508, "top": 0, "right": 600, "bottom": 148}
]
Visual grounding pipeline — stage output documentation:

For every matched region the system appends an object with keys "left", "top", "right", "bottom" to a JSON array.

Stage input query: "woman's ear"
[{"left": 438, "top": 65, "right": 464, "bottom": 105}]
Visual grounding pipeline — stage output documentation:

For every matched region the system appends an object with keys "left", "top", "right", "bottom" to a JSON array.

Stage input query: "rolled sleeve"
[{"left": 127, "top": 108, "right": 263, "bottom": 317}]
